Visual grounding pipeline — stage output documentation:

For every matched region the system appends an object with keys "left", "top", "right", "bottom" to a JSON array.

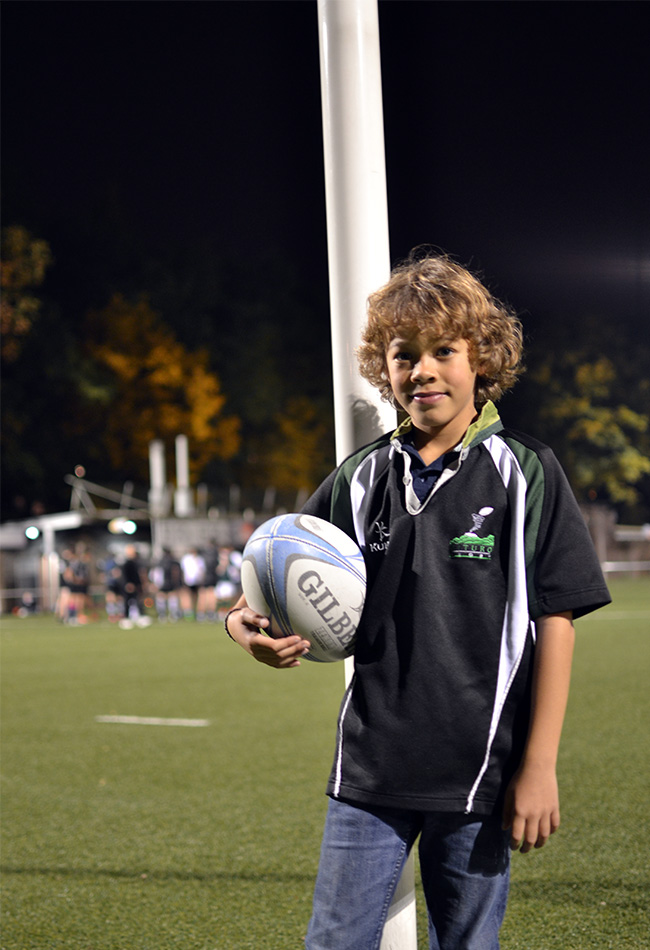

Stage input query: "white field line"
[{"left": 95, "top": 715, "right": 210, "bottom": 727}]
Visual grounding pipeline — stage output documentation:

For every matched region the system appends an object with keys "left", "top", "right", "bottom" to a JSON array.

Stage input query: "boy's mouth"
[{"left": 411, "top": 390, "right": 446, "bottom": 404}]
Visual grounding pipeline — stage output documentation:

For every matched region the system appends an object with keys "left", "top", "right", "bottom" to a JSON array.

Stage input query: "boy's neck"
[
  {"left": 409, "top": 408, "right": 479, "bottom": 465},
  {"left": 409, "top": 427, "right": 464, "bottom": 465}
]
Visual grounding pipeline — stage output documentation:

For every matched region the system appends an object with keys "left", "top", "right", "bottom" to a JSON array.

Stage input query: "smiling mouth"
[{"left": 411, "top": 391, "right": 446, "bottom": 403}]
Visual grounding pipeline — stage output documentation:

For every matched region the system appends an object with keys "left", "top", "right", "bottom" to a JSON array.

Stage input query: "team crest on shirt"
[
  {"left": 368, "top": 520, "right": 390, "bottom": 554},
  {"left": 449, "top": 507, "right": 495, "bottom": 560}
]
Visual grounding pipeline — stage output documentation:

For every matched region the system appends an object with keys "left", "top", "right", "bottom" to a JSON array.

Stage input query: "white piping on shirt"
[{"left": 465, "top": 435, "right": 532, "bottom": 813}]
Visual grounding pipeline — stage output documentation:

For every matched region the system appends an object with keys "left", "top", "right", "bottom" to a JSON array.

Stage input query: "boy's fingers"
[
  {"left": 239, "top": 610, "right": 269, "bottom": 630},
  {"left": 509, "top": 815, "right": 525, "bottom": 851},
  {"left": 258, "top": 633, "right": 310, "bottom": 652},
  {"left": 510, "top": 812, "right": 558, "bottom": 852},
  {"left": 509, "top": 813, "right": 539, "bottom": 852},
  {"left": 534, "top": 813, "right": 553, "bottom": 849},
  {"left": 535, "top": 809, "right": 560, "bottom": 849},
  {"left": 249, "top": 633, "right": 311, "bottom": 668}
]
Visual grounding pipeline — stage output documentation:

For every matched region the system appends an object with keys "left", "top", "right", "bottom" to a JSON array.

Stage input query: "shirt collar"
[{"left": 390, "top": 400, "right": 502, "bottom": 450}]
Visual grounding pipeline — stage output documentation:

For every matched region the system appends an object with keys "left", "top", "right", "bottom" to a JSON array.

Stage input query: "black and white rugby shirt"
[{"left": 302, "top": 402, "right": 611, "bottom": 815}]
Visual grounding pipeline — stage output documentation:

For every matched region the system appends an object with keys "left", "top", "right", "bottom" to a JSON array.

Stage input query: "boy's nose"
[{"left": 411, "top": 356, "right": 436, "bottom": 382}]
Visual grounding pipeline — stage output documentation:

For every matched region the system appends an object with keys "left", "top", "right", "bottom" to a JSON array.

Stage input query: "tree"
[
  {"left": 0, "top": 225, "right": 52, "bottom": 362},
  {"left": 263, "top": 396, "right": 335, "bottom": 495},
  {"left": 0, "top": 223, "right": 339, "bottom": 517},
  {"left": 0, "top": 227, "right": 63, "bottom": 516},
  {"left": 518, "top": 319, "right": 650, "bottom": 514},
  {"left": 83, "top": 294, "right": 241, "bottom": 482}
]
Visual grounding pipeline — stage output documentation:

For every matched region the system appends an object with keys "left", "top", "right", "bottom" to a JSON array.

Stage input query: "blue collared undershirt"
[{"left": 402, "top": 442, "right": 459, "bottom": 502}]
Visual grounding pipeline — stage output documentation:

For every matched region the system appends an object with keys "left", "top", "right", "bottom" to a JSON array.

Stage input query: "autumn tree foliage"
[
  {"left": 514, "top": 315, "right": 650, "bottom": 515},
  {"left": 84, "top": 294, "right": 240, "bottom": 482},
  {"left": 1, "top": 227, "right": 60, "bottom": 515},
  {"left": 3, "top": 220, "right": 647, "bottom": 522},
  {"left": 262, "top": 396, "right": 334, "bottom": 495},
  {"left": 531, "top": 353, "right": 650, "bottom": 504},
  {"left": 0, "top": 226, "right": 52, "bottom": 362}
]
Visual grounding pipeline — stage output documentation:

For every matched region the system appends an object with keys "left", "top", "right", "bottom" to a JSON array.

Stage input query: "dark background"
[{"left": 2, "top": 0, "right": 649, "bottom": 513}]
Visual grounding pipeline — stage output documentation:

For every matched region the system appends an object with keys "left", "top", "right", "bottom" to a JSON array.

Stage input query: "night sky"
[{"left": 3, "top": 0, "right": 649, "bottom": 331}]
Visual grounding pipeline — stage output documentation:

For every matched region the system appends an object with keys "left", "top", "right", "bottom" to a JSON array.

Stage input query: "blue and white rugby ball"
[{"left": 241, "top": 513, "right": 366, "bottom": 662}]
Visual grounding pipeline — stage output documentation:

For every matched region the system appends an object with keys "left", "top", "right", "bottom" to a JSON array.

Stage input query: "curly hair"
[{"left": 357, "top": 251, "right": 524, "bottom": 408}]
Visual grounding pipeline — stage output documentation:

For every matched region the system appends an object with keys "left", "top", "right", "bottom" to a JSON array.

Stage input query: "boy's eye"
[
  {"left": 389, "top": 348, "right": 414, "bottom": 363},
  {"left": 437, "top": 346, "right": 454, "bottom": 357}
]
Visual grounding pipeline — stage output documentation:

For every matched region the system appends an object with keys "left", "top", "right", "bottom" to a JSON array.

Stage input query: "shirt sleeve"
[
  {"left": 300, "top": 456, "right": 358, "bottom": 540},
  {"left": 301, "top": 467, "right": 338, "bottom": 520},
  {"left": 527, "top": 445, "right": 611, "bottom": 620}
]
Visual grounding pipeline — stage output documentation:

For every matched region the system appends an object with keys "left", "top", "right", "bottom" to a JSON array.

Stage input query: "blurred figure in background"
[
  {"left": 65, "top": 542, "right": 91, "bottom": 624},
  {"left": 215, "top": 545, "right": 242, "bottom": 620},
  {"left": 99, "top": 550, "right": 124, "bottom": 623},
  {"left": 150, "top": 547, "right": 183, "bottom": 623},
  {"left": 180, "top": 547, "right": 206, "bottom": 621},
  {"left": 197, "top": 539, "right": 220, "bottom": 622},
  {"left": 55, "top": 548, "right": 73, "bottom": 622},
  {"left": 119, "top": 545, "right": 151, "bottom": 629}
]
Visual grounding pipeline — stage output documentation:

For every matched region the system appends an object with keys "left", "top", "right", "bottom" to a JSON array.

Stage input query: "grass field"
[{"left": 1, "top": 577, "right": 648, "bottom": 949}]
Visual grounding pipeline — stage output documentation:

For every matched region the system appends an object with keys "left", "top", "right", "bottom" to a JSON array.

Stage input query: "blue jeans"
[{"left": 305, "top": 798, "right": 511, "bottom": 950}]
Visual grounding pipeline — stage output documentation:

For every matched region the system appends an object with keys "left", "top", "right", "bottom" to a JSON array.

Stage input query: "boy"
[{"left": 225, "top": 253, "right": 611, "bottom": 949}]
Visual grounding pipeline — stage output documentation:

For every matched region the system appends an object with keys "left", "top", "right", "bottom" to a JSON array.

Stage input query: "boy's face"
[{"left": 385, "top": 333, "right": 479, "bottom": 448}]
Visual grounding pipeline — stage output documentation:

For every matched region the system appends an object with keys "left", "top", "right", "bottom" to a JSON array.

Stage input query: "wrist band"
[{"left": 224, "top": 607, "right": 245, "bottom": 640}]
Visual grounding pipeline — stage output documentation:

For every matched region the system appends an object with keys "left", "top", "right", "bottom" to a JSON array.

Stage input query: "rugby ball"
[{"left": 241, "top": 513, "right": 366, "bottom": 662}]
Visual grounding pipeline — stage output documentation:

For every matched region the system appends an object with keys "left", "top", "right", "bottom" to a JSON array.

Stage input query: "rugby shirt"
[{"left": 301, "top": 402, "right": 611, "bottom": 815}]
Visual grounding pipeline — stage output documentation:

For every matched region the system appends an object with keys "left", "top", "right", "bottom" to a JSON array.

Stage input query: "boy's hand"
[
  {"left": 504, "top": 611, "right": 574, "bottom": 853},
  {"left": 502, "top": 761, "right": 560, "bottom": 853},
  {"left": 226, "top": 606, "right": 311, "bottom": 669}
]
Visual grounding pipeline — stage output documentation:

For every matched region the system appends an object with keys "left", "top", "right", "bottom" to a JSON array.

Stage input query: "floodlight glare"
[
  {"left": 108, "top": 518, "right": 137, "bottom": 535},
  {"left": 25, "top": 526, "right": 41, "bottom": 540}
]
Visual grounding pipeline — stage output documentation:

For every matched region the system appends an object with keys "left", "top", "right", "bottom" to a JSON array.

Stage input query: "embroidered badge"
[
  {"left": 449, "top": 506, "right": 495, "bottom": 560},
  {"left": 368, "top": 520, "right": 390, "bottom": 554}
]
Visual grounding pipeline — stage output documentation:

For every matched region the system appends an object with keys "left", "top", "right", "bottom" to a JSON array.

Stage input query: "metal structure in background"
[{"left": 317, "top": 1, "right": 417, "bottom": 946}]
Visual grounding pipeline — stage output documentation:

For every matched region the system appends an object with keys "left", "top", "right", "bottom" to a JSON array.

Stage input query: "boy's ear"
[
  {"left": 467, "top": 340, "right": 483, "bottom": 375},
  {"left": 472, "top": 346, "right": 490, "bottom": 378},
  {"left": 473, "top": 362, "right": 488, "bottom": 395}
]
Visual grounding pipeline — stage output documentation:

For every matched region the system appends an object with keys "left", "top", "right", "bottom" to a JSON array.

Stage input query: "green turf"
[{"left": 1, "top": 577, "right": 648, "bottom": 949}]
